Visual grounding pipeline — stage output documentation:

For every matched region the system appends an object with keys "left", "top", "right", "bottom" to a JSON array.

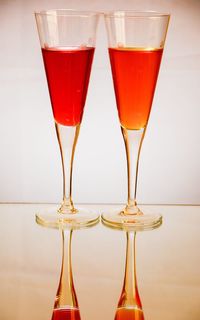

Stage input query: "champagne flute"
[
  {"left": 102, "top": 11, "right": 170, "bottom": 229},
  {"left": 35, "top": 10, "right": 100, "bottom": 228}
]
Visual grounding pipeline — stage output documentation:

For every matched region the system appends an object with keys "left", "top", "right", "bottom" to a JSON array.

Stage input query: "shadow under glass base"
[
  {"left": 101, "top": 208, "right": 162, "bottom": 231},
  {"left": 36, "top": 205, "right": 100, "bottom": 229}
]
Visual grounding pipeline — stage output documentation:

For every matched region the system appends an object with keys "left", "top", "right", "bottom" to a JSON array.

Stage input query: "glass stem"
[
  {"left": 121, "top": 127, "right": 145, "bottom": 215},
  {"left": 118, "top": 232, "right": 142, "bottom": 311},
  {"left": 54, "top": 229, "right": 78, "bottom": 309},
  {"left": 55, "top": 123, "right": 80, "bottom": 214}
]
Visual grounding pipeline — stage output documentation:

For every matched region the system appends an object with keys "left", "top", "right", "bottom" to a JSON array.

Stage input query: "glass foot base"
[
  {"left": 101, "top": 208, "right": 162, "bottom": 231},
  {"left": 36, "top": 205, "right": 100, "bottom": 229}
]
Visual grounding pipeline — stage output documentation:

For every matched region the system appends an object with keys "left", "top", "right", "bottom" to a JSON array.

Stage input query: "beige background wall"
[{"left": 0, "top": 0, "right": 199, "bottom": 204}]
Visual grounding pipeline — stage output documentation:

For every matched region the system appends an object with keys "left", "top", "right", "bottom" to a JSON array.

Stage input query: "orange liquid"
[
  {"left": 114, "top": 307, "right": 144, "bottom": 320},
  {"left": 51, "top": 308, "right": 81, "bottom": 320},
  {"left": 109, "top": 48, "right": 163, "bottom": 130}
]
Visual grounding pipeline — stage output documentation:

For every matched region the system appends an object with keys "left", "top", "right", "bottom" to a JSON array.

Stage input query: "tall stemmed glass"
[
  {"left": 35, "top": 10, "right": 100, "bottom": 228},
  {"left": 102, "top": 11, "right": 170, "bottom": 229}
]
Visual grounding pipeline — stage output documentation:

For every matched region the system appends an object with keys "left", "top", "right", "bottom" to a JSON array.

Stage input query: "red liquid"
[
  {"left": 42, "top": 47, "right": 94, "bottom": 126},
  {"left": 109, "top": 48, "right": 163, "bottom": 130},
  {"left": 51, "top": 308, "right": 81, "bottom": 320},
  {"left": 114, "top": 307, "right": 144, "bottom": 320}
]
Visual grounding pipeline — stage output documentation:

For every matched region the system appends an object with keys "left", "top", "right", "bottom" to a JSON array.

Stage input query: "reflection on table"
[{"left": 0, "top": 204, "right": 199, "bottom": 320}]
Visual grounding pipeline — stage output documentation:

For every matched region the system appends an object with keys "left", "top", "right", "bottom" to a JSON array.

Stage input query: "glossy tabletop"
[{"left": 0, "top": 204, "right": 199, "bottom": 320}]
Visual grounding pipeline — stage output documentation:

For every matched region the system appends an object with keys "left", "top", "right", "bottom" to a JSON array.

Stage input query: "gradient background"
[{"left": 0, "top": 0, "right": 199, "bottom": 204}]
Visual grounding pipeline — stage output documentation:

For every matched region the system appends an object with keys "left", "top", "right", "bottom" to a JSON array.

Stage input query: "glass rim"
[
  {"left": 34, "top": 8, "right": 101, "bottom": 18},
  {"left": 104, "top": 10, "right": 170, "bottom": 18}
]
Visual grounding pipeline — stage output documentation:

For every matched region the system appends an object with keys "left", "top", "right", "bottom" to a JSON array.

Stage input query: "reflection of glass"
[
  {"left": 102, "top": 219, "right": 162, "bottom": 320},
  {"left": 51, "top": 229, "right": 81, "bottom": 320},
  {"left": 115, "top": 232, "right": 144, "bottom": 320},
  {"left": 35, "top": 10, "right": 100, "bottom": 228},
  {"left": 102, "top": 12, "right": 170, "bottom": 229}
]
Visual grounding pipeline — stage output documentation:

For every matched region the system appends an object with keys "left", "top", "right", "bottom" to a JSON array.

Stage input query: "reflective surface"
[{"left": 0, "top": 204, "right": 200, "bottom": 319}]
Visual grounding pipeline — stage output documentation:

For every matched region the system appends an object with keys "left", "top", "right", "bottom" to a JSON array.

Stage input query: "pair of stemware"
[{"left": 35, "top": 9, "right": 170, "bottom": 231}]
